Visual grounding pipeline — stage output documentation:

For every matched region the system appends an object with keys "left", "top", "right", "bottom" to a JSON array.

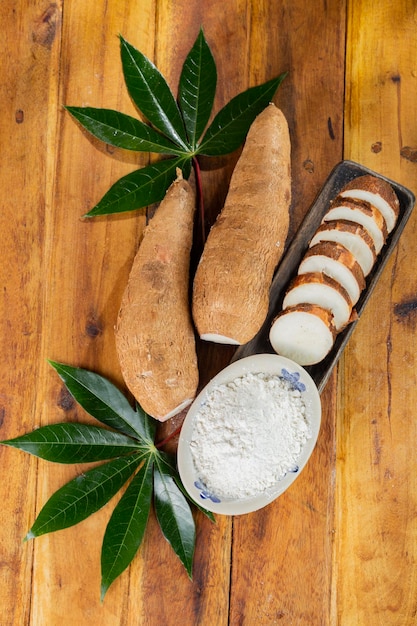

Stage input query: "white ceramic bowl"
[{"left": 177, "top": 354, "right": 321, "bottom": 516}]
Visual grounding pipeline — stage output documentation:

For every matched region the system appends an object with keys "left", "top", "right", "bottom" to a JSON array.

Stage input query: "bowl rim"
[{"left": 177, "top": 353, "right": 322, "bottom": 516}]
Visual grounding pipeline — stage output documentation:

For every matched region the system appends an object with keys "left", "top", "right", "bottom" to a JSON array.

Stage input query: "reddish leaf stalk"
[
  {"left": 156, "top": 424, "right": 183, "bottom": 449},
  {"left": 192, "top": 156, "right": 205, "bottom": 242}
]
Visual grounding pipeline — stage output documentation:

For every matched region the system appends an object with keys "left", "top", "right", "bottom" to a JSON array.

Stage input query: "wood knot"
[
  {"left": 57, "top": 386, "right": 75, "bottom": 411},
  {"left": 303, "top": 159, "right": 314, "bottom": 173},
  {"left": 327, "top": 117, "right": 335, "bottom": 140},
  {"left": 400, "top": 146, "right": 417, "bottom": 163},
  {"left": 394, "top": 298, "right": 417, "bottom": 323},
  {"left": 85, "top": 317, "right": 103, "bottom": 338},
  {"left": 32, "top": 3, "right": 60, "bottom": 49}
]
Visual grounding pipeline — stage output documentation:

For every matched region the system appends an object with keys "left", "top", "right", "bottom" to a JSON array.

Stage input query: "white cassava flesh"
[
  {"left": 269, "top": 304, "right": 336, "bottom": 366},
  {"left": 324, "top": 197, "right": 388, "bottom": 253},
  {"left": 115, "top": 172, "right": 198, "bottom": 422},
  {"left": 298, "top": 242, "right": 365, "bottom": 305},
  {"left": 192, "top": 103, "right": 291, "bottom": 345},
  {"left": 198, "top": 332, "right": 240, "bottom": 345},
  {"left": 282, "top": 272, "right": 352, "bottom": 331},
  {"left": 309, "top": 219, "right": 376, "bottom": 276},
  {"left": 339, "top": 174, "right": 400, "bottom": 233}
]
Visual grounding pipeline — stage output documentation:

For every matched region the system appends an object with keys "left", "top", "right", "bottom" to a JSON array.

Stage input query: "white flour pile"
[{"left": 190, "top": 371, "right": 311, "bottom": 500}]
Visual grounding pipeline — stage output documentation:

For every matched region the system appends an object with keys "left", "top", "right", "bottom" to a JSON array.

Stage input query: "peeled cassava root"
[
  {"left": 192, "top": 103, "right": 291, "bottom": 345},
  {"left": 115, "top": 172, "right": 198, "bottom": 421},
  {"left": 269, "top": 174, "right": 400, "bottom": 365}
]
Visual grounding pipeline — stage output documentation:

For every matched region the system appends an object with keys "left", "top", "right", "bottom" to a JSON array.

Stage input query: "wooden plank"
[
  {"left": 228, "top": 1, "right": 346, "bottom": 623},
  {"left": 28, "top": 1, "right": 158, "bottom": 623},
  {"left": 24, "top": 2, "right": 235, "bottom": 624},
  {"left": 336, "top": 0, "right": 417, "bottom": 623},
  {"left": 127, "top": 3, "right": 245, "bottom": 623},
  {"left": 0, "top": 1, "right": 64, "bottom": 624}
]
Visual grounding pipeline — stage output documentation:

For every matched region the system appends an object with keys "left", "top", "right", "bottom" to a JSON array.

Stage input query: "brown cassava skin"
[
  {"left": 341, "top": 175, "right": 400, "bottom": 218},
  {"left": 192, "top": 103, "right": 291, "bottom": 345},
  {"left": 115, "top": 174, "right": 198, "bottom": 421},
  {"left": 301, "top": 241, "right": 366, "bottom": 293}
]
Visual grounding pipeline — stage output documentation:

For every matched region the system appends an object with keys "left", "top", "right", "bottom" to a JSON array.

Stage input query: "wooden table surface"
[{"left": 1, "top": 1, "right": 416, "bottom": 624}]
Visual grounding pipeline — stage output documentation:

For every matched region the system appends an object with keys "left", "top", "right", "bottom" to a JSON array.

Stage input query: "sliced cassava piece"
[
  {"left": 298, "top": 241, "right": 365, "bottom": 305},
  {"left": 309, "top": 219, "right": 376, "bottom": 276},
  {"left": 324, "top": 197, "right": 388, "bottom": 253},
  {"left": 282, "top": 271, "right": 353, "bottom": 331},
  {"left": 115, "top": 171, "right": 198, "bottom": 421},
  {"left": 269, "top": 175, "right": 400, "bottom": 368},
  {"left": 339, "top": 174, "right": 400, "bottom": 233},
  {"left": 192, "top": 103, "right": 291, "bottom": 345},
  {"left": 269, "top": 303, "right": 336, "bottom": 366}
]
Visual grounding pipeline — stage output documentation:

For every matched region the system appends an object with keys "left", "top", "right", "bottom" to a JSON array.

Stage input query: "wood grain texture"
[
  {"left": 0, "top": 1, "right": 63, "bottom": 623},
  {"left": 0, "top": 0, "right": 416, "bottom": 624},
  {"left": 228, "top": 1, "right": 346, "bottom": 623},
  {"left": 230, "top": 377, "right": 338, "bottom": 625},
  {"left": 336, "top": 1, "right": 417, "bottom": 624}
]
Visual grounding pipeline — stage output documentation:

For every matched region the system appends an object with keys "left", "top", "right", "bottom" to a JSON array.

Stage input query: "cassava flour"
[{"left": 190, "top": 371, "right": 311, "bottom": 500}]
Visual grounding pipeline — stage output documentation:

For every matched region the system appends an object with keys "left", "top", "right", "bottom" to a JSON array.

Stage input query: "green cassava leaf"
[
  {"left": 1, "top": 423, "right": 142, "bottom": 463},
  {"left": 26, "top": 453, "right": 144, "bottom": 539},
  {"left": 154, "top": 453, "right": 195, "bottom": 578},
  {"left": 157, "top": 452, "right": 215, "bottom": 522},
  {"left": 65, "top": 107, "right": 185, "bottom": 155},
  {"left": 197, "top": 72, "right": 287, "bottom": 156},
  {"left": 49, "top": 360, "right": 149, "bottom": 442},
  {"left": 135, "top": 401, "right": 157, "bottom": 442},
  {"left": 120, "top": 36, "right": 189, "bottom": 150},
  {"left": 84, "top": 156, "right": 191, "bottom": 217},
  {"left": 100, "top": 456, "right": 154, "bottom": 600},
  {"left": 178, "top": 28, "right": 216, "bottom": 150}
]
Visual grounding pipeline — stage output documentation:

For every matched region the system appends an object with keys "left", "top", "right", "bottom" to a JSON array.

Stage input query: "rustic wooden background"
[{"left": 1, "top": 1, "right": 416, "bottom": 624}]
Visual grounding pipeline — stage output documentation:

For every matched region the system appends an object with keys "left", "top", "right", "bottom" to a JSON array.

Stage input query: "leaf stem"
[
  {"left": 156, "top": 425, "right": 183, "bottom": 450},
  {"left": 192, "top": 157, "right": 205, "bottom": 242}
]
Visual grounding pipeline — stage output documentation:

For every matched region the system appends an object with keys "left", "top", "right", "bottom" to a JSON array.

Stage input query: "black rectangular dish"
[{"left": 232, "top": 160, "right": 416, "bottom": 393}]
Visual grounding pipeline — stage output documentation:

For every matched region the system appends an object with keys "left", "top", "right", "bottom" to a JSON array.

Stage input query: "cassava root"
[
  {"left": 115, "top": 171, "right": 198, "bottom": 421},
  {"left": 192, "top": 103, "right": 291, "bottom": 345}
]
